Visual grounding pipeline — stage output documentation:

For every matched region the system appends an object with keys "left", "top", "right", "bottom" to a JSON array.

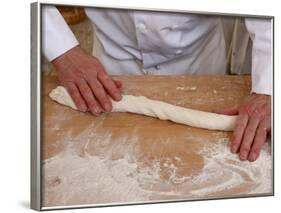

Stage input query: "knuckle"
[
  {"left": 98, "top": 70, "right": 107, "bottom": 77},
  {"left": 258, "top": 123, "right": 267, "bottom": 132},
  {"left": 101, "top": 74, "right": 115, "bottom": 85},
  {"left": 239, "top": 107, "right": 248, "bottom": 115},
  {"left": 247, "top": 108, "right": 256, "bottom": 116},
  {"left": 101, "top": 72, "right": 110, "bottom": 79},
  {"left": 240, "top": 146, "right": 251, "bottom": 153},
  {"left": 252, "top": 110, "right": 260, "bottom": 118},
  {"left": 231, "top": 140, "right": 240, "bottom": 149},
  {"left": 105, "top": 77, "right": 114, "bottom": 84},
  {"left": 75, "top": 100, "right": 84, "bottom": 108},
  {"left": 84, "top": 93, "right": 93, "bottom": 102},
  {"left": 250, "top": 147, "right": 261, "bottom": 155},
  {"left": 90, "top": 84, "right": 98, "bottom": 92},
  {"left": 90, "top": 80, "right": 101, "bottom": 91},
  {"left": 88, "top": 101, "right": 97, "bottom": 109},
  {"left": 231, "top": 136, "right": 239, "bottom": 144},
  {"left": 103, "top": 76, "right": 111, "bottom": 83},
  {"left": 99, "top": 96, "right": 110, "bottom": 106},
  {"left": 238, "top": 113, "right": 248, "bottom": 122},
  {"left": 94, "top": 88, "right": 106, "bottom": 98},
  {"left": 80, "top": 86, "right": 90, "bottom": 94},
  {"left": 109, "top": 85, "right": 118, "bottom": 93},
  {"left": 71, "top": 93, "right": 81, "bottom": 102},
  {"left": 246, "top": 126, "right": 256, "bottom": 134},
  {"left": 231, "top": 129, "right": 243, "bottom": 142},
  {"left": 231, "top": 136, "right": 241, "bottom": 146},
  {"left": 103, "top": 79, "right": 114, "bottom": 89},
  {"left": 252, "top": 109, "right": 260, "bottom": 117}
]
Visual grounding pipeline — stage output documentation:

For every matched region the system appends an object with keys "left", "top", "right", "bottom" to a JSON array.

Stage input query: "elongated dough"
[{"left": 49, "top": 86, "right": 237, "bottom": 131}]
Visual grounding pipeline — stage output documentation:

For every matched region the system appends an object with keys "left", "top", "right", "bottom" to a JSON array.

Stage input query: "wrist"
[{"left": 51, "top": 45, "right": 81, "bottom": 67}]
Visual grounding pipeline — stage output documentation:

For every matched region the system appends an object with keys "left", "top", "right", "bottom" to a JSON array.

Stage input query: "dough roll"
[{"left": 49, "top": 86, "right": 237, "bottom": 131}]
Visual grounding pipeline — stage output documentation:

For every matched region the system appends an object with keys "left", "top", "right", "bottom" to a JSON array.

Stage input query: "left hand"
[{"left": 215, "top": 93, "right": 271, "bottom": 161}]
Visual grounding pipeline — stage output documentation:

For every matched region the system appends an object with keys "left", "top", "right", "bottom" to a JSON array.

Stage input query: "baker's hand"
[
  {"left": 215, "top": 94, "right": 271, "bottom": 161},
  {"left": 52, "top": 46, "right": 122, "bottom": 115}
]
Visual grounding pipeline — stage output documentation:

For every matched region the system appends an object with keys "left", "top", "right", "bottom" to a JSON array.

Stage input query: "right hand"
[{"left": 52, "top": 45, "right": 122, "bottom": 115}]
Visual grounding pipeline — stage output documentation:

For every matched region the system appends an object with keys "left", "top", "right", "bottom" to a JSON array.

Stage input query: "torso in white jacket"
[
  {"left": 85, "top": 8, "right": 226, "bottom": 76},
  {"left": 42, "top": 6, "right": 272, "bottom": 95}
]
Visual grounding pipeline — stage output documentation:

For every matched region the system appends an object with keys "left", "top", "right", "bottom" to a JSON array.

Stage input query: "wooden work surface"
[{"left": 41, "top": 75, "right": 272, "bottom": 208}]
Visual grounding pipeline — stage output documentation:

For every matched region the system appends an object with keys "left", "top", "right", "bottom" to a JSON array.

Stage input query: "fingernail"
[
  {"left": 114, "top": 92, "right": 122, "bottom": 100},
  {"left": 81, "top": 106, "right": 87, "bottom": 112},
  {"left": 93, "top": 106, "right": 101, "bottom": 114},
  {"left": 104, "top": 103, "right": 111, "bottom": 112},
  {"left": 231, "top": 146, "right": 237, "bottom": 153},
  {"left": 240, "top": 151, "right": 248, "bottom": 161},
  {"left": 248, "top": 152, "right": 257, "bottom": 162}
]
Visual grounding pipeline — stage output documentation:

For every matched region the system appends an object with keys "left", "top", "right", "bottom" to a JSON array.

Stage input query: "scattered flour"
[
  {"left": 42, "top": 129, "right": 272, "bottom": 207},
  {"left": 190, "top": 138, "right": 272, "bottom": 196},
  {"left": 176, "top": 86, "right": 197, "bottom": 91}
]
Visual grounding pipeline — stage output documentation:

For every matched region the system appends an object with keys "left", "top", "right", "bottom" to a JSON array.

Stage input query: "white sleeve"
[
  {"left": 42, "top": 5, "right": 79, "bottom": 61},
  {"left": 245, "top": 18, "right": 273, "bottom": 95}
]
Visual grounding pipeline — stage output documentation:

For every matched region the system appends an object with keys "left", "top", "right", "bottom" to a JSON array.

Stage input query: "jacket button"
[
  {"left": 137, "top": 23, "right": 147, "bottom": 33},
  {"left": 175, "top": 49, "right": 183, "bottom": 55},
  {"left": 172, "top": 24, "right": 178, "bottom": 29}
]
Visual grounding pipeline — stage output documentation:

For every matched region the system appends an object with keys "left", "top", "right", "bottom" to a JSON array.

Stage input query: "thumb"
[
  {"left": 213, "top": 106, "right": 239, "bottom": 115},
  {"left": 114, "top": 79, "right": 122, "bottom": 88}
]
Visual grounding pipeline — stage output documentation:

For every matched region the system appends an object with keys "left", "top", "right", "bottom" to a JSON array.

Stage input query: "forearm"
[
  {"left": 245, "top": 18, "right": 273, "bottom": 95},
  {"left": 42, "top": 5, "right": 79, "bottom": 61}
]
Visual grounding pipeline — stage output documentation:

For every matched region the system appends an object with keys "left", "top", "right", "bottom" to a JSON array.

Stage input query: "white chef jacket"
[{"left": 42, "top": 6, "right": 273, "bottom": 95}]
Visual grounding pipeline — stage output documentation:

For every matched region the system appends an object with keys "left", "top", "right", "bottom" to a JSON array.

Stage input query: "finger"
[
  {"left": 264, "top": 114, "right": 272, "bottom": 134},
  {"left": 213, "top": 107, "right": 238, "bottom": 115},
  {"left": 77, "top": 79, "right": 102, "bottom": 115},
  {"left": 239, "top": 114, "right": 260, "bottom": 161},
  {"left": 114, "top": 79, "right": 123, "bottom": 89},
  {"left": 88, "top": 79, "right": 112, "bottom": 112},
  {"left": 64, "top": 82, "right": 87, "bottom": 112},
  {"left": 248, "top": 121, "right": 267, "bottom": 161},
  {"left": 98, "top": 72, "right": 122, "bottom": 101},
  {"left": 243, "top": 100, "right": 260, "bottom": 117},
  {"left": 231, "top": 113, "right": 249, "bottom": 154}
]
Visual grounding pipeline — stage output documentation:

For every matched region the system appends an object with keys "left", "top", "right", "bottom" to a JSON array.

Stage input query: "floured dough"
[
  {"left": 49, "top": 86, "right": 77, "bottom": 110},
  {"left": 49, "top": 86, "right": 237, "bottom": 131}
]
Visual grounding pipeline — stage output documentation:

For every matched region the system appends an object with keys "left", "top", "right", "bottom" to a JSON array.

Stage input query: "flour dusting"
[
  {"left": 176, "top": 86, "right": 197, "bottom": 91},
  {"left": 190, "top": 138, "right": 272, "bottom": 196},
  {"left": 42, "top": 129, "right": 272, "bottom": 207}
]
